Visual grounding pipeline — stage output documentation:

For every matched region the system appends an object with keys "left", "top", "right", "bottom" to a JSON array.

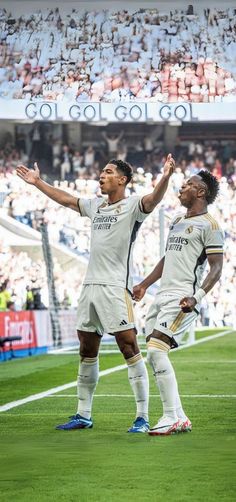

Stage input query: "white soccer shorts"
[
  {"left": 77, "top": 284, "right": 136, "bottom": 335},
  {"left": 145, "top": 293, "right": 198, "bottom": 342}
]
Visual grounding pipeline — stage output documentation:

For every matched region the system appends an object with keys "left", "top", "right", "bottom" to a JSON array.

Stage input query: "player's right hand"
[
  {"left": 16, "top": 162, "right": 40, "bottom": 185},
  {"left": 132, "top": 284, "right": 146, "bottom": 302},
  {"left": 179, "top": 296, "right": 197, "bottom": 313}
]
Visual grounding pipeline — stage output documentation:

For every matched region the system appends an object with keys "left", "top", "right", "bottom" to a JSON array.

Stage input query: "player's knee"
[
  {"left": 80, "top": 349, "right": 97, "bottom": 359},
  {"left": 146, "top": 337, "right": 169, "bottom": 366},
  {"left": 79, "top": 343, "right": 98, "bottom": 359},
  {"left": 120, "top": 341, "right": 138, "bottom": 359}
]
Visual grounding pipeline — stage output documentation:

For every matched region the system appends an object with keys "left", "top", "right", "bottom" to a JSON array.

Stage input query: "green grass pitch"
[{"left": 0, "top": 328, "right": 235, "bottom": 502}]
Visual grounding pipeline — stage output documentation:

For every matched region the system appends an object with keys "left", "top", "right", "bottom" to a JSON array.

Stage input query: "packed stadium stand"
[
  {"left": 0, "top": 3, "right": 236, "bottom": 102},
  {"left": 0, "top": 1, "right": 235, "bottom": 337}
]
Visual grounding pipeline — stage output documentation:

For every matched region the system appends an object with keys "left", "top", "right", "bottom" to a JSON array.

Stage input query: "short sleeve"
[
  {"left": 78, "top": 198, "right": 95, "bottom": 219},
  {"left": 204, "top": 222, "right": 224, "bottom": 256},
  {"left": 133, "top": 196, "right": 150, "bottom": 223}
]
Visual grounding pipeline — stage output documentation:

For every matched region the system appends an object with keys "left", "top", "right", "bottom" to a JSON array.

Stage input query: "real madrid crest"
[
  {"left": 115, "top": 205, "right": 122, "bottom": 214},
  {"left": 185, "top": 226, "right": 193, "bottom": 234}
]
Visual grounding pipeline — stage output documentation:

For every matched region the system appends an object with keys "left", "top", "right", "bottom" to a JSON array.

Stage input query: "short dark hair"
[
  {"left": 109, "top": 159, "right": 133, "bottom": 185},
  {"left": 198, "top": 170, "right": 220, "bottom": 204}
]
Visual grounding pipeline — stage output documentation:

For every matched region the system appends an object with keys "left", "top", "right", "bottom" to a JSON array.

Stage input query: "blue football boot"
[
  {"left": 56, "top": 413, "right": 93, "bottom": 430},
  {"left": 128, "top": 417, "right": 149, "bottom": 433}
]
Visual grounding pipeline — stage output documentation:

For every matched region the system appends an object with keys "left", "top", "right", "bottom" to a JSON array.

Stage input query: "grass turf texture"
[{"left": 0, "top": 329, "right": 235, "bottom": 502}]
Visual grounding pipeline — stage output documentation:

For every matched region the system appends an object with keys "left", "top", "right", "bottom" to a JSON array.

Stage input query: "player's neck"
[
  {"left": 107, "top": 197, "right": 126, "bottom": 206},
  {"left": 107, "top": 191, "right": 126, "bottom": 205},
  {"left": 185, "top": 205, "right": 208, "bottom": 218}
]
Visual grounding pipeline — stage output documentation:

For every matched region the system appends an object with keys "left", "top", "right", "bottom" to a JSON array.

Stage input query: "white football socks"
[
  {"left": 77, "top": 356, "right": 99, "bottom": 419},
  {"left": 127, "top": 353, "right": 149, "bottom": 421},
  {"left": 176, "top": 393, "right": 187, "bottom": 421},
  {"left": 147, "top": 338, "right": 179, "bottom": 422}
]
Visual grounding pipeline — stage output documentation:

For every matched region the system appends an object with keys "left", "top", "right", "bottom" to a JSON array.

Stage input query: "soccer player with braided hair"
[{"left": 133, "top": 170, "right": 224, "bottom": 435}]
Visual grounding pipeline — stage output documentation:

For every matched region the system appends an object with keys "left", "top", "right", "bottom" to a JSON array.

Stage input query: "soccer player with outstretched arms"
[{"left": 17, "top": 154, "right": 175, "bottom": 432}]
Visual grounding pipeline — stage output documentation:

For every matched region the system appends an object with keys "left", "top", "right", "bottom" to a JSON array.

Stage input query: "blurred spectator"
[
  {"left": 102, "top": 131, "right": 124, "bottom": 157},
  {"left": 0, "top": 280, "right": 12, "bottom": 311},
  {"left": 72, "top": 150, "right": 85, "bottom": 175},
  {"left": 83, "top": 145, "right": 95, "bottom": 169},
  {"left": 60, "top": 144, "right": 73, "bottom": 180},
  {"left": 7, "top": 300, "right": 16, "bottom": 312},
  {"left": 30, "top": 124, "right": 43, "bottom": 163}
]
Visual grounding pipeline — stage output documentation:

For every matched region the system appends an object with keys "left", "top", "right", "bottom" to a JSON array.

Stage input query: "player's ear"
[
  {"left": 119, "top": 175, "right": 127, "bottom": 186},
  {"left": 198, "top": 186, "right": 206, "bottom": 198}
]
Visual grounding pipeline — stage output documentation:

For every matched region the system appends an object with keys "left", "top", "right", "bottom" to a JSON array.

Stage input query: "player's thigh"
[
  {"left": 145, "top": 295, "right": 161, "bottom": 338},
  {"left": 77, "top": 285, "right": 103, "bottom": 334},
  {"left": 93, "top": 285, "right": 136, "bottom": 333}
]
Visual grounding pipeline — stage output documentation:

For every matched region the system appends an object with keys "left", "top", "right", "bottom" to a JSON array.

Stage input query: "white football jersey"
[
  {"left": 78, "top": 196, "right": 148, "bottom": 291},
  {"left": 160, "top": 212, "right": 224, "bottom": 297}
]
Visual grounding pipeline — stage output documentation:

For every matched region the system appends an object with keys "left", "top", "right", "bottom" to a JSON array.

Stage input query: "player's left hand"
[
  {"left": 179, "top": 296, "right": 197, "bottom": 313},
  {"left": 163, "top": 153, "right": 175, "bottom": 178}
]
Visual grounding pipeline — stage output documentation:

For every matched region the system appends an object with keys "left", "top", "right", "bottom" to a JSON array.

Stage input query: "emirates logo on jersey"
[{"left": 185, "top": 226, "right": 193, "bottom": 234}]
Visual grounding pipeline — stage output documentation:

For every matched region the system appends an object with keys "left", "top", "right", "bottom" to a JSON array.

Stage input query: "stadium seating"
[{"left": 0, "top": 6, "right": 235, "bottom": 102}]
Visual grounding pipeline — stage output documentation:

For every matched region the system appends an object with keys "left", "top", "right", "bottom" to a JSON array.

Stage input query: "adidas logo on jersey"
[
  {"left": 119, "top": 320, "right": 128, "bottom": 326},
  {"left": 160, "top": 322, "right": 167, "bottom": 328}
]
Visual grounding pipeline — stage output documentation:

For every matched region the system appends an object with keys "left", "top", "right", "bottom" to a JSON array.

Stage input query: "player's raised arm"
[
  {"left": 141, "top": 154, "right": 175, "bottom": 213},
  {"left": 16, "top": 162, "right": 80, "bottom": 212},
  {"left": 133, "top": 257, "right": 165, "bottom": 301}
]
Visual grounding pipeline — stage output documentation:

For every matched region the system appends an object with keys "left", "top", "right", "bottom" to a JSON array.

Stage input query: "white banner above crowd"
[{"left": 0, "top": 99, "right": 236, "bottom": 123}]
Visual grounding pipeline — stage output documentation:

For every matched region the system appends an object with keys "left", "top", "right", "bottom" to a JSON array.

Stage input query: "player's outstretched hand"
[
  {"left": 16, "top": 162, "right": 40, "bottom": 185},
  {"left": 179, "top": 296, "right": 196, "bottom": 313},
  {"left": 163, "top": 153, "right": 175, "bottom": 178},
  {"left": 133, "top": 283, "right": 146, "bottom": 302}
]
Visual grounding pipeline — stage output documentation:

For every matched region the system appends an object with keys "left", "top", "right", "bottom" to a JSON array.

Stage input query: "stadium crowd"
[
  {"left": 0, "top": 6, "right": 236, "bottom": 102},
  {"left": 0, "top": 242, "right": 83, "bottom": 312},
  {"left": 0, "top": 136, "right": 235, "bottom": 328}
]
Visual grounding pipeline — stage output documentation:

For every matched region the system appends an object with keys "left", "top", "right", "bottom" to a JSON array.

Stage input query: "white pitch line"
[
  {"left": 47, "top": 394, "right": 236, "bottom": 399},
  {"left": 171, "top": 360, "right": 236, "bottom": 364},
  {"left": 0, "top": 363, "right": 127, "bottom": 413},
  {"left": 0, "top": 329, "right": 234, "bottom": 413},
  {"left": 171, "top": 329, "right": 233, "bottom": 351},
  {"left": 49, "top": 330, "right": 234, "bottom": 355}
]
